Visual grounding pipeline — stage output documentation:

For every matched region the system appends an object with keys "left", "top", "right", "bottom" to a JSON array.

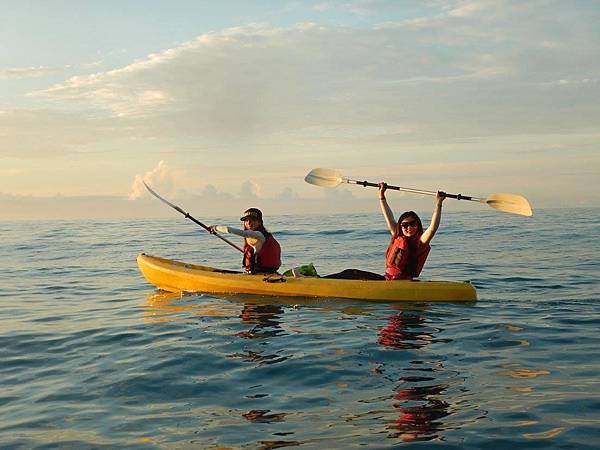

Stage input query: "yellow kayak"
[{"left": 137, "top": 254, "right": 477, "bottom": 303}]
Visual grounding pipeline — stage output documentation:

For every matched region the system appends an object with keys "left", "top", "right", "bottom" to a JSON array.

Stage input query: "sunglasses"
[{"left": 400, "top": 220, "right": 418, "bottom": 229}]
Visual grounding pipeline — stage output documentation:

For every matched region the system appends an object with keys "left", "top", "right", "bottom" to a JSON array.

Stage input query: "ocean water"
[{"left": 1, "top": 208, "right": 599, "bottom": 449}]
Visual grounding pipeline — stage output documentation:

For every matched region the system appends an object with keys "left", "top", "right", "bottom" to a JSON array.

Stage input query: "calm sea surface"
[{"left": 1, "top": 209, "right": 599, "bottom": 449}]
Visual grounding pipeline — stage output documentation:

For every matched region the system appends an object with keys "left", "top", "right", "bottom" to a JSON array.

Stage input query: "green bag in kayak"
[{"left": 283, "top": 263, "right": 319, "bottom": 278}]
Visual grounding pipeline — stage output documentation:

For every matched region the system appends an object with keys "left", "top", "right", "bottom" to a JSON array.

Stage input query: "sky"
[{"left": 1, "top": 0, "right": 599, "bottom": 220}]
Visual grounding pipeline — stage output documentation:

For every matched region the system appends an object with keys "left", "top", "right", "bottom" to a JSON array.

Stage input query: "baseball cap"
[{"left": 240, "top": 208, "right": 263, "bottom": 221}]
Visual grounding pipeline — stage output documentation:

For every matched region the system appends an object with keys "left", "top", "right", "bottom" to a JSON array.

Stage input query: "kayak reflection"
[
  {"left": 228, "top": 302, "right": 289, "bottom": 366},
  {"left": 142, "top": 291, "right": 236, "bottom": 323},
  {"left": 378, "top": 311, "right": 451, "bottom": 349},
  {"left": 389, "top": 385, "right": 451, "bottom": 442},
  {"left": 377, "top": 308, "right": 454, "bottom": 442},
  {"left": 237, "top": 303, "right": 285, "bottom": 339}
]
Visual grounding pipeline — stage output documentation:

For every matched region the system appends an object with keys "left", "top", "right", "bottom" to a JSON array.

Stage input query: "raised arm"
[
  {"left": 210, "top": 225, "right": 266, "bottom": 243},
  {"left": 420, "top": 191, "right": 446, "bottom": 245},
  {"left": 378, "top": 183, "right": 396, "bottom": 235}
]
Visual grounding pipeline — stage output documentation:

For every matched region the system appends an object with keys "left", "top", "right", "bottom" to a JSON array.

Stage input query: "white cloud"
[
  {"left": 26, "top": 19, "right": 596, "bottom": 139},
  {"left": 6, "top": 9, "right": 600, "bottom": 187},
  {"left": 239, "top": 180, "right": 261, "bottom": 199},
  {"left": 128, "top": 160, "right": 175, "bottom": 200},
  {"left": 0, "top": 66, "right": 55, "bottom": 79},
  {"left": 0, "top": 62, "right": 101, "bottom": 79},
  {"left": 129, "top": 163, "right": 269, "bottom": 204},
  {"left": 277, "top": 187, "right": 300, "bottom": 200},
  {"left": 541, "top": 78, "right": 599, "bottom": 87},
  {"left": 448, "top": 1, "right": 489, "bottom": 18}
]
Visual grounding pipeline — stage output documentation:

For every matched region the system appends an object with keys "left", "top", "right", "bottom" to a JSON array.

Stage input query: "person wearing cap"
[{"left": 209, "top": 208, "right": 281, "bottom": 274}]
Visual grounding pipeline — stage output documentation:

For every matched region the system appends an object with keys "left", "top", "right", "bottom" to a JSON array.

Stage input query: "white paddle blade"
[
  {"left": 304, "top": 168, "right": 344, "bottom": 188},
  {"left": 485, "top": 193, "right": 533, "bottom": 217}
]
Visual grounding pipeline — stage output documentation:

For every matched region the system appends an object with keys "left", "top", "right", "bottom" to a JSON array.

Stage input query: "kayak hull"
[{"left": 137, "top": 254, "right": 477, "bottom": 303}]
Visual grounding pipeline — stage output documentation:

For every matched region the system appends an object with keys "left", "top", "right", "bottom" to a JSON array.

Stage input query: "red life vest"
[
  {"left": 243, "top": 234, "right": 281, "bottom": 273},
  {"left": 385, "top": 234, "right": 430, "bottom": 280}
]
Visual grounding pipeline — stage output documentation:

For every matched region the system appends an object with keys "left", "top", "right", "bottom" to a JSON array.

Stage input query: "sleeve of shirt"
[{"left": 213, "top": 226, "right": 266, "bottom": 243}]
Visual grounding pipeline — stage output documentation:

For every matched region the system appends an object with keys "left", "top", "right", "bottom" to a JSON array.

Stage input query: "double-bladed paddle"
[
  {"left": 305, "top": 168, "right": 533, "bottom": 217},
  {"left": 143, "top": 181, "right": 244, "bottom": 253}
]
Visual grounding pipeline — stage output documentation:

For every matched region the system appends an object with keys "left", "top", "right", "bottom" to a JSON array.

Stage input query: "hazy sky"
[{"left": 1, "top": 0, "right": 599, "bottom": 219}]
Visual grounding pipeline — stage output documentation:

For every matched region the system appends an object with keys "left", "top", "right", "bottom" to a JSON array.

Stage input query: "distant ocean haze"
[{"left": 0, "top": 192, "right": 466, "bottom": 220}]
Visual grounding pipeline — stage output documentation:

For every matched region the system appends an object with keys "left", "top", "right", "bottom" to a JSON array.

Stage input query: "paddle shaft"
[
  {"left": 143, "top": 182, "right": 244, "bottom": 253},
  {"left": 347, "top": 178, "right": 484, "bottom": 202}
]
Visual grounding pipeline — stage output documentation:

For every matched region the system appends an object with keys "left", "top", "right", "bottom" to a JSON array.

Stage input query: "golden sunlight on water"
[
  {"left": 523, "top": 427, "right": 565, "bottom": 439},
  {"left": 142, "top": 292, "right": 237, "bottom": 323},
  {"left": 509, "top": 386, "right": 534, "bottom": 393},
  {"left": 513, "top": 420, "right": 539, "bottom": 426},
  {"left": 495, "top": 366, "right": 551, "bottom": 379}
]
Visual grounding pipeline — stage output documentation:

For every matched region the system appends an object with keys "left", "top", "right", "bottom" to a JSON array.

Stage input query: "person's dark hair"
[
  {"left": 394, "top": 211, "right": 423, "bottom": 237},
  {"left": 243, "top": 215, "right": 272, "bottom": 239},
  {"left": 256, "top": 222, "right": 272, "bottom": 239}
]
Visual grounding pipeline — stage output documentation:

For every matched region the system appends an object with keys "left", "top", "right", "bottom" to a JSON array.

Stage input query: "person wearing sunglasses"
[{"left": 378, "top": 183, "right": 446, "bottom": 280}]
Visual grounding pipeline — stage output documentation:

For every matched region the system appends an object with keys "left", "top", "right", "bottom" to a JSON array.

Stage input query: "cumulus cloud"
[
  {"left": 239, "top": 180, "right": 261, "bottom": 199},
  {"left": 129, "top": 162, "right": 270, "bottom": 204},
  {"left": 277, "top": 187, "right": 300, "bottom": 200},
  {"left": 128, "top": 160, "right": 174, "bottom": 200}
]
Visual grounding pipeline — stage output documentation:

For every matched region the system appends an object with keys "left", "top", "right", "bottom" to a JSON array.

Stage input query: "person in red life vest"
[
  {"left": 209, "top": 208, "right": 281, "bottom": 274},
  {"left": 378, "top": 183, "right": 446, "bottom": 280}
]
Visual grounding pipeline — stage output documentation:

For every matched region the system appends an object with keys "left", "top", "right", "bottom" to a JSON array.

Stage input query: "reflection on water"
[
  {"left": 523, "top": 427, "right": 565, "bottom": 440},
  {"left": 142, "top": 293, "right": 476, "bottom": 444},
  {"left": 242, "top": 409, "right": 288, "bottom": 423},
  {"left": 238, "top": 304, "right": 285, "bottom": 339},
  {"left": 496, "top": 365, "right": 551, "bottom": 379},
  {"left": 255, "top": 439, "right": 303, "bottom": 449},
  {"left": 141, "top": 292, "right": 487, "bottom": 444},
  {"left": 378, "top": 312, "right": 451, "bottom": 349},
  {"left": 234, "top": 303, "right": 291, "bottom": 431},
  {"left": 377, "top": 309, "right": 456, "bottom": 443},
  {"left": 142, "top": 291, "right": 236, "bottom": 322},
  {"left": 228, "top": 303, "right": 289, "bottom": 366},
  {"left": 144, "top": 291, "right": 290, "bottom": 366}
]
